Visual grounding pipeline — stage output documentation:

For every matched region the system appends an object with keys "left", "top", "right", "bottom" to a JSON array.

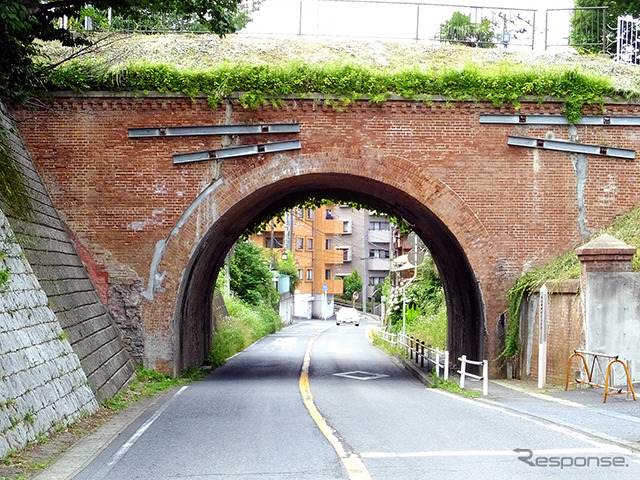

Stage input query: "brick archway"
[{"left": 143, "top": 154, "right": 497, "bottom": 374}]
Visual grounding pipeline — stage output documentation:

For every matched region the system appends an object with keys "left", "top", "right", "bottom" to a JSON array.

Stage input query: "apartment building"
[
  {"left": 250, "top": 204, "right": 344, "bottom": 319},
  {"left": 332, "top": 206, "right": 393, "bottom": 302}
]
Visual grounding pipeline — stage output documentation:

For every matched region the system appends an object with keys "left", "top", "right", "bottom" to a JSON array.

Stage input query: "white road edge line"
[
  {"left": 361, "top": 447, "right": 625, "bottom": 459},
  {"left": 93, "top": 385, "right": 189, "bottom": 479},
  {"left": 427, "top": 387, "right": 638, "bottom": 455}
]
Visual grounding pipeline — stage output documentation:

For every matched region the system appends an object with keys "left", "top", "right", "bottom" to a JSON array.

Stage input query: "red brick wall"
[{"left": 11, "top": 94, "right": 640, "bottom": 373}]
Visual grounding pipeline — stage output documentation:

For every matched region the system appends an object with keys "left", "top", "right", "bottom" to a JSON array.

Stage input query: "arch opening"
[{"left": 176, "top": 173, "right": 485, "bottom": 372}]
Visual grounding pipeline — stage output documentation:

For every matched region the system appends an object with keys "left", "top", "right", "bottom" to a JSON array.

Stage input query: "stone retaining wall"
[
  {"left": 0, "top": 210, "right": 98, "bottom": 458},
  {"left": 1, "top": 103, "right": 135, "bottom": 402}
]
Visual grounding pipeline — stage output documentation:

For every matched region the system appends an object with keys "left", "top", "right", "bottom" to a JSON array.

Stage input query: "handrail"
[{"left": 372, "top": 327, "right": 450, "bottom": 378}]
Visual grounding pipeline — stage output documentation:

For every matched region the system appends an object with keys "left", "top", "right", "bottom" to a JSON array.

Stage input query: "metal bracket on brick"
[
  {"left": 173, "top": 140, "right": 302, "bottom": 164},
  {"left": 507, "top": 136, "right": 636, "bottom": 159},
  {"left": 480, "top": 114, "right": 640, "bottom": 126},
  {"left": 128, "top": 123, "right": 300, "bottom": 138}
]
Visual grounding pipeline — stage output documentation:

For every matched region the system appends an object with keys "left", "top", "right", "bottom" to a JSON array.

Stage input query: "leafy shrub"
[{"left": 208, "top": 292, "right": 283, "bottom": 367}]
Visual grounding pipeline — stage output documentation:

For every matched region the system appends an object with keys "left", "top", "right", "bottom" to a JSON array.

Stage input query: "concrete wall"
[
  {"left": 0, "top": 210, "right": 98, "bottom": 458},
  {"left": 585, "top": 272, "right": 640, "bottom": 382},
  {"left": 1, "top": 104, "right": 135, "bottom": 402}
]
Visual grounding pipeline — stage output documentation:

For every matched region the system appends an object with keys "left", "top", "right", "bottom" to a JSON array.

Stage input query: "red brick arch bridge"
[{"left": 11, "top": 93, "right": 640, "bottom": 375}]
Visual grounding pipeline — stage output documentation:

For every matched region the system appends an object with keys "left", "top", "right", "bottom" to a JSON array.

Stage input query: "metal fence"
[
  {"left": 617, "top": 15, "right": 640, "bottom": 65},
  {"left": 545, "top": 7, "right": 609, "bottom": 53},
  {"left": 242, "top": 1, "right": 614, "bottom": 52},
  {"left": 243, "top": 0, "right": 537, "bottom": 48},
  {"left": 372, "top": 327, "right": 449, "bottom": 378}
]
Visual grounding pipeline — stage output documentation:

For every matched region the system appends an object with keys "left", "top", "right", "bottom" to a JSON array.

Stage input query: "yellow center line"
[{"left": 299, "top": 327, "right": 373, "bottom": 480}]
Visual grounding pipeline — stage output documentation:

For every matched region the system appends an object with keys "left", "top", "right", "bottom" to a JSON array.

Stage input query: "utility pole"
[{"left": 361, "top": 209, "right": 368, "bottom": 314}]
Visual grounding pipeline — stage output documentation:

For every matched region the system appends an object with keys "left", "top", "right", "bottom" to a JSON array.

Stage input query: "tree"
[
  {"left": 229, "top": 241, "right": 278, "bottom": 307},
  {"left": 0, "top": 0, "right": 254, "bottom": 103},
  {"left": 342, "top": 270, "right": 362, "bottom": 300},
  {"left": 277, "top": 252, "right": 299, "bottom": 294},
  {"left": 439, "top": 11, "right": 495, "bottom": 48},
  {"left": 572, "top": 0, "right": 639, "bottom": 53}
]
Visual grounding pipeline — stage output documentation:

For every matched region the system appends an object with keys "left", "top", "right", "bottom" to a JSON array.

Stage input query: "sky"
[{"left": 239, "top": 0, "right": 576, "bottom": 49}]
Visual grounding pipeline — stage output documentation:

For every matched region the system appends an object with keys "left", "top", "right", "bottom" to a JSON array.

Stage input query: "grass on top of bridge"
[{"left": 42, "top": 34, "right": 639, "bottom": 124}]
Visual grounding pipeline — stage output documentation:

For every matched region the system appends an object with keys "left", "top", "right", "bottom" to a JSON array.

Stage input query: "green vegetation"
[
  {"left": 501, "top": 203, "right": 640, "bottom": 360},
  {"left": 430, "top": 375, "right": 482, "bottom": 399},
  {"left": 0, "top": 0, "right": 254, "bottom": 104},
  {"left": 45, "top": 59, "right": 617, "bottom": 124},
  {"left": 229, "top": 241, "right": 278, "bottom": 307},
  {"left": 572, "top": 1, "right": 639, "bottom": 53},
  {"left": 342, "top": 270, "right": 363, "bottom": 300},
  {"left": 275, "top": 251, "right": 299, "bottom": 294},
  {"left": 0, "top": 266, "right": 9, "bottom": 292},
  {"left": 207, "top": 293, "right": 283, "bottom": 367},
  {"left": 209, "top": 241, "right": 284, "bottom": 367},
  {"left": 0, "top": 132, "right": 32, "bottom": 220},
  {"left": 386, "top": 256, "right": 447, "bottom": 350},
  {"left": 102, "top": 365, "right": 203, "bottom": 411}
]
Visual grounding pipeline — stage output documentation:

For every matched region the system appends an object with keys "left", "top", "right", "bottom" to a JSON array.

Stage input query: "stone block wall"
[
  {"left": 1, "top": 103, "right": 135, "bottom": 402},
  {"left": 0, "top": 210, "right": 98, "bottom": 458}
]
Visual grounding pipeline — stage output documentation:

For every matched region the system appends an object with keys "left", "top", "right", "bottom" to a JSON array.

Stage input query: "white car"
[{"left": 336, "top": 307, "right": 360, "bottom": 326}]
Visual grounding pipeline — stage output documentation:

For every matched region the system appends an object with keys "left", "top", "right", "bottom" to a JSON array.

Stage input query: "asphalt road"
[{"left": 68, "top": 317, "right": 640, "bottom": 480}]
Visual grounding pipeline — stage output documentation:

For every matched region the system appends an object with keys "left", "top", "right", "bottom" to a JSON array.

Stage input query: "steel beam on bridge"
[
  {"left": 508, "top": 135, "right": 636, "bottom": 159},
  {"left": 480, "top": 114, "right": 640, "bottom": 126},
  {"left": 172, "top": 140, "right": 302, "bottom": 164},
  {"left": 129, "top": 123, "right": 300, "bottom": 138}
]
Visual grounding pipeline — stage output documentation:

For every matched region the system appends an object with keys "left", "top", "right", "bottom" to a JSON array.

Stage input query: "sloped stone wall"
[
  {"left": 1, "top": 103, "right": 136, "bottom": 402},
  {"left": 0, "top": 210, "right": 98, "bottom": 458}
]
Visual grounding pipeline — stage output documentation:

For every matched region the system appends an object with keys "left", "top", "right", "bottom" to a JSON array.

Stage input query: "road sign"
[{"left": 322, "top": 283, "right": 328, "bottom": 291}]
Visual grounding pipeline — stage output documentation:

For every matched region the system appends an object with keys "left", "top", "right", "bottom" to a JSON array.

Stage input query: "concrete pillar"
[{"left": 575, "top": 233, "right": 636, "bottom": 274}]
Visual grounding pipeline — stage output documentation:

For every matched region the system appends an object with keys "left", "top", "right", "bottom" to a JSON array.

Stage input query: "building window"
[
  {"left": 297, "top": 237, "right": 304, "bottom": 249},
  {"left": 306, "top": 269, "right": 313, "bottom": 280},
  {"left": 307, "top": 238, "right": 313, "bottom": 250},
  {"left": 342, "top": 248, "right": 351, "bottom": 262},
  {"left": 343, "top": 220, "right": 352, "bottom": 234},
  {"left": 297, "top": 269, "right": 304, "bottom": 280},
  {"left": 369, "top": 249, "right": 390, "bottom": 258},
  {"left": 265, "top": 235, "right": 284, "bottom": 249},
  {"left": 307, "top": 209, "right": 313, "bottom": 219},
  {"left": 297, "top": 208, "right": 304, "bottom": 218},
  {"left": 325, "top": 269, "right": 332, "bottom": 280},
  {"left": 326, "top": 209, "right": 333, "bottom": 219},
  {"left": 369, "top": 277, "right": 384, "bottom": 286},
  {"left": 369, "top": 221, "right": 390, "bottom": 231},
  {"left": 325, "top": 239, "right": 332, "bottom": 250}
]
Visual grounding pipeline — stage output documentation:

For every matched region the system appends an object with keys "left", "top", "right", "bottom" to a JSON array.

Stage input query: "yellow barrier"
[{"left": 565, "top": 350, "right": 636, "bottom": 403}]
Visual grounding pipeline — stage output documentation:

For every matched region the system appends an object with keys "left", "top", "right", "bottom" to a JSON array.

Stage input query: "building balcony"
[
  {"left": 319, "top": 216, "right": 347, "bottom": 235},
  {"left": 317, "top": 278, "right": 343, "bottom": 295},
  {"left": 368, "top": 257, "right": 391, "bottom": 271},
  {"left": 322, "top": 249, "right": 345, "bottom": 265},
  {"left": 368, "top": 229, "right": 391, "bottom": 243}
]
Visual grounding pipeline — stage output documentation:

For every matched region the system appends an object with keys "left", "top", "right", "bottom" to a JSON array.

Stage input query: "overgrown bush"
[
  {"left": 229, "top": 240, "right": 278, "bottom": 307},
  {"left": 45, "top": 59, "right": 616, "bottom": 124},
  {"left": 386, "top": 256, "right": 447, "bottom": 349},
  {"left": 208, "top": 292, "right": 283, "bottom": 367}
]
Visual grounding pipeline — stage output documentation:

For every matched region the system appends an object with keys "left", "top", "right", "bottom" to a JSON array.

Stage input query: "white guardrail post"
[
  {"left": 457, "top": 355, "right": 488, "bottom": 395},
  {"left": 444, "top": 351, "right": 449, "bottom": 380},
  {"left": 482, "top": 359, "right": 489, "bottom": 396}
]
